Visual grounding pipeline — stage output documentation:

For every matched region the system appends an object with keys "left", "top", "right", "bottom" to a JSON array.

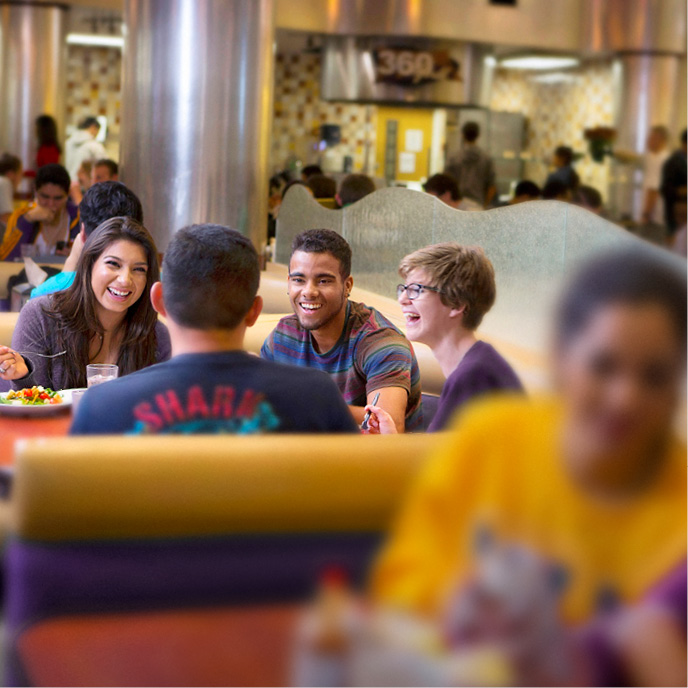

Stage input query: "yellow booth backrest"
[{"left": 12, "top": 433, "right": 444, "bottom": 542}]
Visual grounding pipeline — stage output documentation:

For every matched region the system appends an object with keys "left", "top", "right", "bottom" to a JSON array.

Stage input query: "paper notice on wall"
[
  {"left": 405, "top": 129, "right": 423, "bottom": 152},
  {"left": 399, "top": 151, "right": 416, "bottom": 174}
]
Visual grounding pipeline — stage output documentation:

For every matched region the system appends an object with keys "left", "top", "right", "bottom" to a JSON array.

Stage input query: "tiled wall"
[
  {"left": 65, "top": 45, "right": 122, "bottom": 160},
  {"left": 272, "top": 53, "right": 377, "bottom": 174},
  {"left": 490, "top": 61, "right": 615, "bottom": 198}
]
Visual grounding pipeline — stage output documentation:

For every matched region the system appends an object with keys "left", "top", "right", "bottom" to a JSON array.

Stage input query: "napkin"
[{"left": 23, "top": 257, "right": 48, "bottom": 287}]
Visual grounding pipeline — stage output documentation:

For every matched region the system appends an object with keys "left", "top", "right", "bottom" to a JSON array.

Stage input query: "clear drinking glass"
[
  {"left": 71, "top": 388, "right": 87, "bottom": 413},
  {"left": 86, "top": 364, "right": 119, "bottom": 388}
]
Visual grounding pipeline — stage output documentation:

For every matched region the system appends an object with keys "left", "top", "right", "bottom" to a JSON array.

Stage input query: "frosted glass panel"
[{"left": 275, "top": 187, "right": 677, "bottom": 352}]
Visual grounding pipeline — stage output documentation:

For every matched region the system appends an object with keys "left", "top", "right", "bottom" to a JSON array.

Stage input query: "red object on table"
[{"left": 0, "top": 413, "right": 71, "bottom": 465}]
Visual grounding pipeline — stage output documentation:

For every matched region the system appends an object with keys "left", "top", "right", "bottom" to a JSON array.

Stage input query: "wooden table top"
[{"left": 0, "top": 412, "right": 71, "bottom": 465}]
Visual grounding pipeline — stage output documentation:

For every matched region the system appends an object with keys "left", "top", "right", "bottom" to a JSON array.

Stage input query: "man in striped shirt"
[{"left": 261, "top": 229, "right": 422, "bottom": 432}]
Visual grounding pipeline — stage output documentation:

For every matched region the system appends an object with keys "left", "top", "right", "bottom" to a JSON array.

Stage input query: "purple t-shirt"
[{"left": 427, "top": 340, "right": 524, "bottom": 432}]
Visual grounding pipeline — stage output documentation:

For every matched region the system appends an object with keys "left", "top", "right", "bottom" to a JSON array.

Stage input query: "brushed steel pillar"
[
  {"left": 120, "top": 0, "right": 274, "bottom": 251},
  {"left": 0, "top": 2, "right": 67, "bottom": 177}
]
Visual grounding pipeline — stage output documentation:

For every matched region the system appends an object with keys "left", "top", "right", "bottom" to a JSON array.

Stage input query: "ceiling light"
[
  {"left": 67, "top": 33, "right": 124, "bottom": 48},
  {"left": 531, "top": 72, "right": 579, "bottom": 83},
  {"left": 500, "top": 55, "right": 579, "bottom": 70}
]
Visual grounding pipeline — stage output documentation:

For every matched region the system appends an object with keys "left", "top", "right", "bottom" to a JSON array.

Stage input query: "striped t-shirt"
[{"left": 261, "top": 301, "right": 423, "bottom": 431}]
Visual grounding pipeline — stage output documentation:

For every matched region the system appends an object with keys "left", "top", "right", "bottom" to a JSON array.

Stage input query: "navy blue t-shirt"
[
  {"left": 70, "top": 350, "right": 359, "bottom": 435},
  {"left": 428, "top": 340, "right": 524, "bottom": 432}
]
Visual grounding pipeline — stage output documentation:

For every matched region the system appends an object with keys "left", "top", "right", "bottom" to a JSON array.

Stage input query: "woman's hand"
[
  {"left": 0, "top": 347, "right": 28, "bottom": 381},
  {"left": 362, "top": 404, "right": 398, "bottom": 435}
]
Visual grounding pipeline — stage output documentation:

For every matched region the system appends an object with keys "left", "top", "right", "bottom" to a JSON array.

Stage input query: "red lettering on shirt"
[
  {"left": 187, "top": 385, "right": 210, "bottom": 419},
  {"left": 212, "top": 386, "right": 235, "bottom": 418},
  {"left": 133, "top": 402, "right": 164, "bottom": 432},
  {"left": 236, "top": 389, "right": 262, "bottom": 417},
  {"left": 154, "top": 390, "right": 186, "bottom": 424}
]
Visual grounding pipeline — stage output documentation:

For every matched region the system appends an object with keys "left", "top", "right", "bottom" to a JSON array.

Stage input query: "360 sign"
[{"left": 373, "top": 48, "right": 462, "bottom": 86}]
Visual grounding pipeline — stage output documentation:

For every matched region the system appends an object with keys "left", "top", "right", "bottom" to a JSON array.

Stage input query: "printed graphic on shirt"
[{"left": 129, "top": 384, "right": 281, "bottom": 435}]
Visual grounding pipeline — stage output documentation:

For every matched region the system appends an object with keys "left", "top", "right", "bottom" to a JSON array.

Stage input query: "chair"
[{"left": 6, "top": 432, "right": 441, "bottom": 686}]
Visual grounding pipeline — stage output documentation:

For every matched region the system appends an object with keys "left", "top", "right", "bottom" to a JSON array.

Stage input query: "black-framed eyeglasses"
[{"left": 396, "top": 283, "right": 445, "bottom": 300}]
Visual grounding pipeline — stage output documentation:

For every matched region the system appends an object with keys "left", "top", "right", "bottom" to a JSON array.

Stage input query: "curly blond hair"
[{"left": 398, "top": 243, "right": 496, "bottom": 330}]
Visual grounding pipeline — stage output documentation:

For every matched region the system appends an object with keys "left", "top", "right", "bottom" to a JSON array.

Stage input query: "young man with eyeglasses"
[
  {"left": 367, "top": 243, "right": 523, "bottom": 433},
  {"left": 261, "top": 229, "right": 422, "bottom": 432}
]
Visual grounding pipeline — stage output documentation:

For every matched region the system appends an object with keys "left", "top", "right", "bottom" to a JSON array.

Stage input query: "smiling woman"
[{"left": 0, "top": 217, "right": 171, "bottom": 390}]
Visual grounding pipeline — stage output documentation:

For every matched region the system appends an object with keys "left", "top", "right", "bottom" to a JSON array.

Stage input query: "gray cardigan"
[{"left": 10, "top": 296, "right": 172, "bottom": 390}]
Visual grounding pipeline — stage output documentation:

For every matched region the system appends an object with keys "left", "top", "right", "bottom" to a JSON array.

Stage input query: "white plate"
[{"left": 0, "top": 388, "right": 78, "bottom": 416}]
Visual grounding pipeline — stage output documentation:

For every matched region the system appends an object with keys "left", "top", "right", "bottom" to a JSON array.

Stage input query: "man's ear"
[
  {"left": 345, "top": 274, "right": 354, "bottom": 295},
  {"left": 245, "top": 295, "right": 263, "bottom": 327},
  {"left": 80, "top": 225, "right": 86, "bottom": 242},
  {"left": 335, "top": 193, "right": 342, "bottom": 208},
  {"left": 150, "top": 281, "right": 167, "bottom": 317}
]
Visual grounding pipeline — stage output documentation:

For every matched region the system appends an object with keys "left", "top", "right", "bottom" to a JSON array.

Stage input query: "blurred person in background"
[
  {"left": 0, "top": 163, "right": 79, "bottom": 260},
  {"left": 336, "top": 173, "right": 375, "bottom": 208},
  {"left": 65, "top": 116, "right": 106, "bottom": 182},
  {"left": 0, "top": 216, "right": 170, "bottom": 390},
  {"left": 0, "top": 153, "right": 22, "bottom": 226},
  {"left": 306, "top": 174, "right": 337, "bottom": 199},
  {"left": 510, "top": 180, "right": 541, "bottom": 204},
  {"left": 261, "top": 229, "right": 422, "bottom": 432},
  {"left": 71, "top": 225, "right": 357, "bottom": 436},
  {"left": 70, "top": 160, "right": 93, "bottom": 206},
  {"left": 31, "top": 181, "right": 144, "bottom": 298},
  {"left": 660, "top": 128, "right": 687, "bottom": 241},
  {"left": 573, "top": 184, "right": 604, "bottom": 215},
  {"left": 423, "top": 173, "right": 482, "bottom": 211},
  {"left": 640, "top": 125, "right": 670, "bottom": 227},
  {"left": 301, "top": 164, "right": 323, "bottom": 182},
  {"left": 445, "top": 121, "right": 496, "bottom": 209},
  {"left": 365, "top": 244, "right": 522, "bottom": 433},
  {"left": 542, "top": 179, "right": 570, "bottom": 201},
  {"left": 372, "top": 247, "right": 686, "bottom": 686},
  {"left": 545, "top": 145, "right": 579, "bottom": 193},
  {"left": 35, "top": 114, "right": 61, "bottom": 169},
  {"left": 92, "top": 159, "right": 119, "bottom": 184}
]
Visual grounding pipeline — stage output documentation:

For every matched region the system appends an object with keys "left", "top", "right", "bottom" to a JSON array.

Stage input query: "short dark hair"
[
  {"left": 94, "top": 158, "right": 118, "bottom": 176},
  {"left": 424, "top": 173, "right": 460, "bottom": 201},
  {"left": 557, "top": 248, "right": 687, "bottom": 351},
  {"left": 554, "top": 145, "right": 574, "bottom": 165},
  {"left": 514, "top": 180, "right": 541, "bottom": 199},
  {"left": 291, "top": 229, "right": 352, "bottom": 279},
  {"left": 302, "top": 164, "right": 323, "bottom": 179},
  {"left": 282, "top": 179, "right": 308, "bottom": 200},
  {"left": 573, "top": 184, "right": 603, "bottom": 211},
  {"left": 79, "top": 116, "right": 100, "bottom": 130},
  {"left": 338, "top": 174, "right": 375, "bottom": 207},
  {"left": 462, "top": 121, "right": 480, "bottom": 142},
  {"left": 162, "top": 224, "right": 259, "bottom": 330},
  {"left": 0, "top": 153, "right": 21, "bottom": 176},
  {"left": 542, "top": 179, "right": 568, "bottom": 200},
  {"left": 35, "top": 114, "right": 61, "bottom": 152},
  {"left": 306, "top": 174, "right": 337, "bottom": 199},
  {"left": 35, "top": 163, "right": 70, "bottom": 194},
  {"left": 80, "top": 181, "right": 144, "bottom": 236}
]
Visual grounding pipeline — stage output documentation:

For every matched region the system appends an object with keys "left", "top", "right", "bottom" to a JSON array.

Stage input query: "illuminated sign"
[{"left": 373, "top": 48, "right": 462, "bottom": 87}]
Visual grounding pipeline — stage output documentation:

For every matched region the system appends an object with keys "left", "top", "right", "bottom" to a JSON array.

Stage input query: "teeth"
[
  {"left": 301, "top": 303, "right": 322, "bottom": 311},
  {"left": 108, "top": 287, "right": 130, "bottom": 297}
]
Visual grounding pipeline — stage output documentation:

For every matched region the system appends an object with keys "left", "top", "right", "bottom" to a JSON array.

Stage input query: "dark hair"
[
  {"left": 35, "top": 115, "right": 61, "bottom": 154},
  {"left": 35, "top": 163, "right": 70, "bottom": 194},
  {"left": 163, "top": 224, "right": 259, "bottom": 330},
  {"left": 291, "top": 229, "right": 352, "bottom": 279},
  {"left": 424, "top": 173, "right": 460, "bottom": 201},
  {"left": 306, "top": 174, "right": 337, "bottom": 199},
  {"left": 46, "top": 216, "right": 160, "bottom": 389},
  {"left": 338, "top": 174, "right": 375, "bottom": 207},
  {"left": 302, "top": 164, "right": 323, "bottom": 180},
  {"left": 573, "top": 185, "right": 603, "bottom": 211},
  {"left": 514, "top": 180, "right": 541, "bottom": 199},
  {"left": 80, "top": 181, "right": 144, "bottom": 236},
  {"left": 554, "top": 145, "right": 574, "bottom": 166},
  {"left": 0, "top": 153, "right": 21, "bottom": 176},
  {"left": 94, "top": 158, "right": 118, "bottom": 177},
  {"left": 282, "top": 179, "right": 308, "bottom": 200},
  {"left": 462, "top": 121, "right": 480, "bottom": 142},
  {"left": 542, "top": 179, "right": 569, "bottom": 200},
  {"left": 79, "top": 116, "right": 100, "bottom": 131},
  {"left": 557, "top": 248, "right": 687, "bottom": 351}
]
